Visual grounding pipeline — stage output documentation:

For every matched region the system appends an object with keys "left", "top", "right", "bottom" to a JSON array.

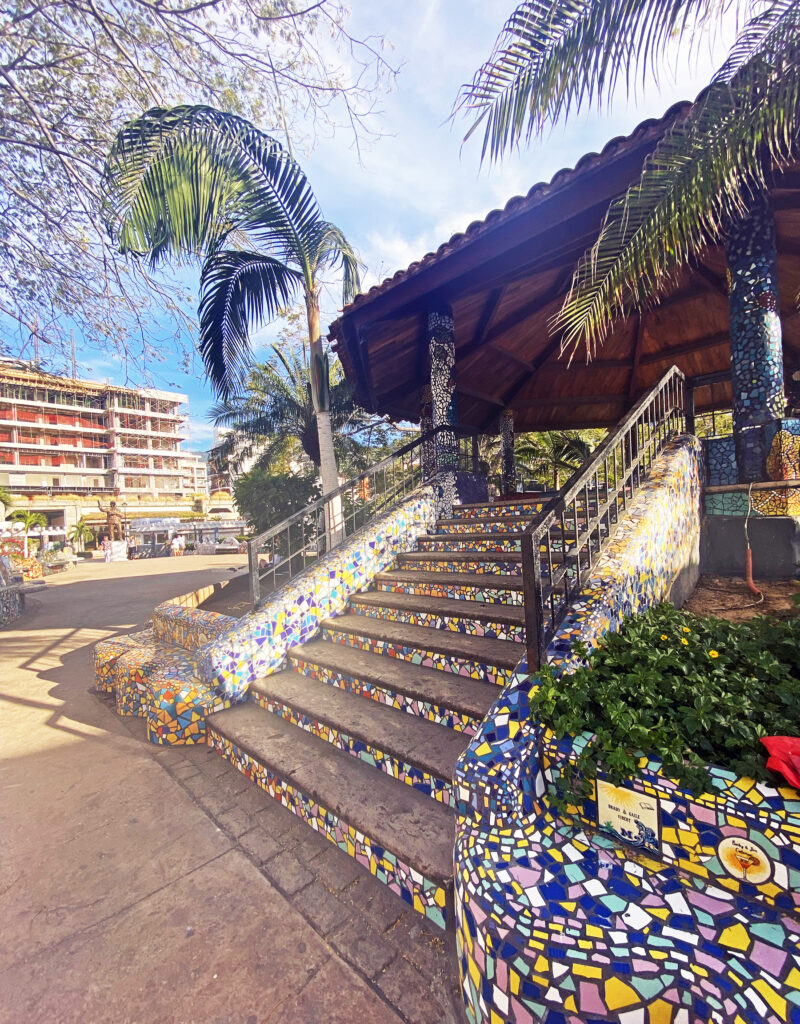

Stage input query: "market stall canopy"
[{"left": 329, "top": 101, "right": 800, "bottom": 432}]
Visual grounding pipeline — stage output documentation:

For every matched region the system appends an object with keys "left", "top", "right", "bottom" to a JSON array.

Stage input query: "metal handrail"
[
  {"left": 246, "top": 423, "right": 481, "bottom": 608},
  {"left": 520, "top": 365, "right": 688, "bottom": 669}
]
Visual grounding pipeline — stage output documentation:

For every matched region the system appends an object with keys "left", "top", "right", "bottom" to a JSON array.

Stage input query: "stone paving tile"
[
  {"left": 377, "top": 954, "right": 461, "bottom": 1024},
  {"left": 292, "top": 881, "right": 352, "bottom": 938},
  {"left": 164, "top": 743, "right": 463, "bottom": 1022},
  {"left": 342, "top": 874, "right": 407, "bottom": 933},
  {"left": 237, "top": 827, "right": 282, "bottom": 865},
  {"left": 216, "top": 805, "right": 257, "bottom": 838},
  {"left": 329, "top": 918, "right": 397, "bottom": 980},
  {"left": 309, "top": 842, "right": 366, "bottom": 891},
  {"left": 265, "top": 851, "right": 316, "bottom": 896}
]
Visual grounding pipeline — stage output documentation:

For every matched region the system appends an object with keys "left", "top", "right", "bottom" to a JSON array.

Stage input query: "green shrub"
[{"left": 531, "top": 603, "right": 800, "bottom": 796}]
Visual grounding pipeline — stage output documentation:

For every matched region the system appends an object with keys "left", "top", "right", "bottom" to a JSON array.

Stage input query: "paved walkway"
[{"left": 0, "top": 558, "right": 461, "bottom": 1024}]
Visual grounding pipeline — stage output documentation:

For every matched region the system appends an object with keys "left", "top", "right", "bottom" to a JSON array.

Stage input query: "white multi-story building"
[{"left": 0, "top": 358, "right": 210, "bottom": 533}]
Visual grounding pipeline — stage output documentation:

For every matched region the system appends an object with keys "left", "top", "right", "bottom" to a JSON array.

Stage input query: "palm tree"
[
  {"left": 456, "top": 1, "right": 800, "bottom": 357},
  {"left": 10, "top": 509, "right": 47, "bottom": 557},
  {"left": 515, "top": 431, "right": 593, "bottom": 490},
  {"left": 0, "top": 485, "right": 12, "bottom": 522},
  {"left": 209, "top": 345, "right": 390, "bottom": 477},
  {"left": 68, "top": 518, "right": 95, "bottom": 552},
  {"left": 101, "top": 105, "right": 361, "bottom": 526}
]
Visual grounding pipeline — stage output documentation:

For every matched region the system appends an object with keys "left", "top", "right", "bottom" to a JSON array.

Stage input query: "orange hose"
[{"left": 745, "top": 546, "right": 762, "bottom": 598}]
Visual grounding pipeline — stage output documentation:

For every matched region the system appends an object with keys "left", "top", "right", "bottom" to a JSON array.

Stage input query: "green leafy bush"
[{"left": 531, "top": 603, "right": 800, "bottom": 796}]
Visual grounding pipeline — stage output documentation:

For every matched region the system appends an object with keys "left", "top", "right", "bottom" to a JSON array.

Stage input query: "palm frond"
[
  {"left": 102, "top": 105, "right": 323, "bottom": 270},
  {"left": 198, "top": 251, "right": 302, "bottom": 397},
  {"left": 455, "top": 0, "right": 744, "bottom": 161},
  {"left": 306, "top": 221, "right": 363, "bottom": 304},
  {"left": 553, "top": 6, "right": 800, "bottom": 357}
]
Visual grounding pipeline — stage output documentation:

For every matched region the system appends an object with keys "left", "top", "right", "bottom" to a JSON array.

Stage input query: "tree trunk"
[{"left": 306, "top": 290, "right": 344, "bottom": 547}]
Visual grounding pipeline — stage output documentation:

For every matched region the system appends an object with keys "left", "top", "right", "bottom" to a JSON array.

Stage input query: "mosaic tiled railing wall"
[
  {"left": 194, "top": 487, "right": 436, "bottom": 697},
  {"left": 95, "top": 489, "right": 436, "bottom": 744},
  {"left": 452, "top": 437, "right": 800, "bottom": 1024}
]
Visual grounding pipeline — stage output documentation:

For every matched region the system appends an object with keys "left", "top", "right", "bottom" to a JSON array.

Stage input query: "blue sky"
[{"left": 75, "top": 0, "right": 738, "bottom": 450}]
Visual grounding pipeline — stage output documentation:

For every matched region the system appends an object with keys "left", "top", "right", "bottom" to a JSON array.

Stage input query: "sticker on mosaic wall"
[
  {"left": 717, "top": 835, "right": 773, "bottom": 885},
  {"left": 596, "top": 780, "right": 660, "bottom": 854}
]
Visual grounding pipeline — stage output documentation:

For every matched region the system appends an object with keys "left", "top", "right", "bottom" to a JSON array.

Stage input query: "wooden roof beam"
[{"left": 455, "top": 286, "right": 504, "bottom": 363}]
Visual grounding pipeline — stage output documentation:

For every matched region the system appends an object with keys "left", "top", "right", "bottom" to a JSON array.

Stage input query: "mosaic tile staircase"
[{"left": 206, "top": 491, "right": 590, "bottom": 929}]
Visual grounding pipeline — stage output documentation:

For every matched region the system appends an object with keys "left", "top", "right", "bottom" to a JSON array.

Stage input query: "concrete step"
[
  {"left": 350, "top": 589, "right": 525, "bottom": 641},
  {"left": 374, "top": 569, "right": 523, "bottom": 604},
  {"left": 289, "top": 639, "right": 497, "bottom": 732},
  {"left": 250, "top": 669, "right": 470, "bottom": 804},
  {"left": 206, "top": 704, "right": 455, "bottom": 928},
  {"left": 396, "top": 550, "right": 525, "bottom": 575},
  {"left": 321, "top": 613, "right": 522, "bottom": 686}
]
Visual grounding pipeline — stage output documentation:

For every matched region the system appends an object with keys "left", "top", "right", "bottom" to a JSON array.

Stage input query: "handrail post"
[
  {"left": 520, "top": 531, "right": 543, "bottom": 671},
  {"left": 685, "top": 382, "right": 695, "bottom": 435},
  {"left": 248, "top": 539, "right": 260, "bottom": 609}
]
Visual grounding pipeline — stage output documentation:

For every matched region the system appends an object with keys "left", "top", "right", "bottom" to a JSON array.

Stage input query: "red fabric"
[{"left": 761, "top": 737, "right": 800, "bottom": 789}]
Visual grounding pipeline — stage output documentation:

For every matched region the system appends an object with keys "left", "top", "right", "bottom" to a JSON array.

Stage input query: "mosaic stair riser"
[
  {"left": 289, "top": 654, "right": 480, "bottom": 734},
  {"left": 418, "top": 536, "right": 525, "bottom": 553},
  {"left": 417, "top": 536, "right": 578, "bottom": 555},
  {"left": 435, "top": 520, "right": 596, "bottom": 538},
  {"left": 436, "top": 520, "right": 535, "bottom": 535},
  {"left": 250, "top": 691, "right": 454, "bottom": 807},
  {"left": 207, "top": 729, "right": 451, "bottom": 929},
  {"left": 321, "top": 628, "right": 515, "bottom": 687},
  {"left": 397, "top": 557, "right": 523, "bottom": 576},
  {"left": 376, "top": 578, "right": 524, "bottom": 605},
  {"left": 450, "top": 503, "right": 546, "bottom": 518},
  {"left": 348, "top": 600, "right": 526, "bottom": 642}
]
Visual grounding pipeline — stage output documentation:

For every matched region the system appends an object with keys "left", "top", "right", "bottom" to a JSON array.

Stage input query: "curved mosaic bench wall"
[
  {"left": 95, "top": 489, "right": 436, "bottom": 744},
  {"left": 452, "top": 437, "right": 800, "bottom": 1024}
]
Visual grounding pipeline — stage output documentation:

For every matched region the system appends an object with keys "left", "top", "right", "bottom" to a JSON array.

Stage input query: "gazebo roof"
[{"left": 329, "top": 101, "right": 800, "bottom": 431}]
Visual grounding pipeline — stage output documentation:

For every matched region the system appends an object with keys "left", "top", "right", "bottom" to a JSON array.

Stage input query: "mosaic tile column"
[
  {"left": 499, "top": 408, "right": 516, "bottom": 495},
  {"left": 420, "top": 384, "right": 435, "bottom": 480},
  {"left": 725, "top": 195, "right": 786, "bottom": 481},
  {"left": 429, "top": 308, "right": 458, "bottom": 518}
]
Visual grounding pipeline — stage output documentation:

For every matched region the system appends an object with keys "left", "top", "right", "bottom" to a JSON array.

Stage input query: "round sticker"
[{"left": 717, "top": 836, "right": 772, "bottom": 885}]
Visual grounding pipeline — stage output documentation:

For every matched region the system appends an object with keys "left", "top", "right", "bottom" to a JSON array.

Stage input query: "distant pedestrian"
[
  {"left": 170, "top": 535, "right": 181, "bottom": 557},
  {"left": 127, "top": 536, "right": 136, "bottom": 560},
  {"left": 102, "top": 536, "right": 112, "bottom": 563}
]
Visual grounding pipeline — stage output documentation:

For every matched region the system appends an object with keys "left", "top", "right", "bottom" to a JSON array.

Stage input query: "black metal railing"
[
  {"left": 520, "top": 366, "right": 687, "bottom": 670},
  {"left": 246, "top": 424, "right": 480, "bottom": 608}
]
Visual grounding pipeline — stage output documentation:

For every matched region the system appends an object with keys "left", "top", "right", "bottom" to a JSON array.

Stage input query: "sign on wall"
[{"left": 597, "top": 780, "right": 660, "bottom": 854}]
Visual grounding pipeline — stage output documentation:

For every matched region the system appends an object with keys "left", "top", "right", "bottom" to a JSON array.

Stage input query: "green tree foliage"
[
  {"left": 68, "top": 518, "right": 95, "bottom": 551},
  {"left": 516, "top": 431, "right": 594, "bottom": 490},
  {"left": 210, "top": 343, "right": 391, "bottom": 478},
  {"left": 532, "top": 604, "right": 800, "bottom": 798},
  {"left": 10, "top": 510, "right": 47, "bottom": 531},
  {"left": 457, "top": 0, "right": 800, "bottom": 358},
  {"left": 0, "top": 1, "right": 394, "bottom": 373},
  {"left": 233, "top": 466, "right": 319, "bottom": 535},
  {"left": 103, "top": 104, "right": 360, "bottom": 510}
]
